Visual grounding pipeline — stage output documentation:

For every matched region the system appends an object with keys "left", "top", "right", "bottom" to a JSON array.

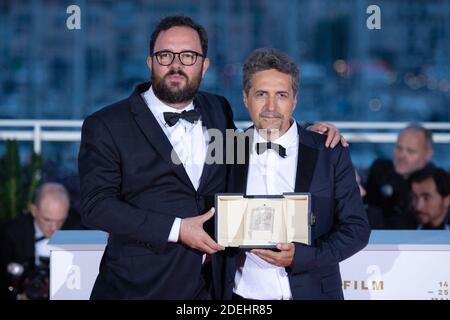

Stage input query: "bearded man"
[{"left": 78, "top": 15, "right": 345, "bottom": 300}]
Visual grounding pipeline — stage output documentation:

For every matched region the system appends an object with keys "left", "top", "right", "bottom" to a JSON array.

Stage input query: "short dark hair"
[
  {"left": 243, "top": 48, "right": 300, "bottom": 95},
  {"left": 401, "top": 123, "right": 433, "bottom": 149},
  {"left": 409, "top": 166, "right": 450, "bottom": 198},
  {"left": 149, "top": 15, "right": 208, "bottom": 56}
]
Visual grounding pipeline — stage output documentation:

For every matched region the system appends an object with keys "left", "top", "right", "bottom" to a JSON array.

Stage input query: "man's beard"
[{"left": 152, "top": 69, "right": 202, "bottom": 104}]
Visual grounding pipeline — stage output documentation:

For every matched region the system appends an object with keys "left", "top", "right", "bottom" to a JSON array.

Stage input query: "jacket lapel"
[
  {"left": 194, "top": 93, "right": 215, "bottom": 191},
  {"left": 26, "top": 214, "right": 36, "bottom": 265},
  {"left": 231, "top": 126, "right": 253, "bottom": 194},
  {"left": 130, "top": 82, "right": 194, "bottom": 189},
  {"left": 295, "top": 125, "right": 319, "bottom": 192}
]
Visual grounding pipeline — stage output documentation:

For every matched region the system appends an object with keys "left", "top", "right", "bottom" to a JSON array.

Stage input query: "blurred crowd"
[{"left": 359, "top": 124, "right": 450, "bottom": 230}]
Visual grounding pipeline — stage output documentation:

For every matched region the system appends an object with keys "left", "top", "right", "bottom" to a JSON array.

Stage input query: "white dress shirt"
[
  {"left": 142, "top": 86, "right": 208, "bottom": 242},
  {"left": 234, "top": 121, "right": 299, "bottom": 300}
]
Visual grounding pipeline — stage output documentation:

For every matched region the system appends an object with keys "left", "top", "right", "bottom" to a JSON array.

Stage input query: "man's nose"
[
  {"left": 171, "top": 53, "right": 184, "bottom": 67},
  {"left": 266, "top": 96, "right": 277, "bottom": 111},
  {"left": 49, "top": 222, "right": 59, "bottom": 232},
  {"left": 415, "top": 198, "right": 426, "bottom": 212}
]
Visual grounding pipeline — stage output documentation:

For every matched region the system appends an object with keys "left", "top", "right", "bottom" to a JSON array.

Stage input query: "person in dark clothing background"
[
  {"left": 365, "top": 124, "right": 434, "bottom": 229},
  {"left": 0, "top": 182, "right": 77, "bottom": 299},
  {"left": 410, "top": 166, "right": 450, "bottom": 230}
]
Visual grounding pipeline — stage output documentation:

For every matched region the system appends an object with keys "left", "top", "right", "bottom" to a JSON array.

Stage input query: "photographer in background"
[{"left": 0, "top": 182, "right": 70, "bottom": 300}]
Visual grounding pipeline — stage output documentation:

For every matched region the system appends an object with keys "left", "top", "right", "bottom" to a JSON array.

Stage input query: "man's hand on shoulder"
[{"left": 307, "top": 122, "right": 349, "bottom": 148}]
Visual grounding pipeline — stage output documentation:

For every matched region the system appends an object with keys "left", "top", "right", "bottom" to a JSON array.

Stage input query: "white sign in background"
[
  {"left": 340, "top": 249, "right": 450, "bottom": 300},
  {"left": 50, "top": 250, "right": 103, "bottom": 300},
  {"left": 50, "top": 245, "right": 450, "bottom": 300}
]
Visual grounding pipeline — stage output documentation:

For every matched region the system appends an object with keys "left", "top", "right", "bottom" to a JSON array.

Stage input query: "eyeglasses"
[{"left": 153, "top": 50, "right": 205, "bottom": 66}]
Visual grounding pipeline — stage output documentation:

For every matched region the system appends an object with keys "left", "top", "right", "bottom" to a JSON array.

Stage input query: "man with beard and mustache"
[
  {"left": 365, "top": 124, "right": 434, "bottom": 229},
  {"left": 78, "top": 15, "right": 345, "bottom": 300}
]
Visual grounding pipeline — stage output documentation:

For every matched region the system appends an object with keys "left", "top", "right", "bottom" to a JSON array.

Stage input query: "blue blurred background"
[{"left": 0, "top": 0, "right": 449, "bottom": 193}]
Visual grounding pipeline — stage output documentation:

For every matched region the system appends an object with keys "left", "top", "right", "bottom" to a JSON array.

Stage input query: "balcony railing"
[{"left": 1, "top": 119, "right": 450, "bottom": 154}]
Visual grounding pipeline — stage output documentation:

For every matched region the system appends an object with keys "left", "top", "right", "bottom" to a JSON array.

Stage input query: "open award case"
[{"left": 215, "top": 193, "right": 312, "bottom": 248}]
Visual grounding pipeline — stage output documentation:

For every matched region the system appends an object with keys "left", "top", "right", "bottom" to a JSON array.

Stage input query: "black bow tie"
[
  {"left": 255, "top": 142, "right": 287, "bottom": 158},
  {"left": 35, "top": 236, "right": 46, "bottom": 243},
  {"left": 163, "top": 109, "right": 201, "bottom": 127}
]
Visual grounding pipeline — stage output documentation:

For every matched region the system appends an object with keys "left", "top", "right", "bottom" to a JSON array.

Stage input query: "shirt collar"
[
  {"left": 253, "top": 120, "right": 298, "bottom": 149},
  {"left": 142, "top": 85, "right": 194, "bottom": 126},
  {"left": 34, "top": 220, "right": 45, "bottom": 240}
]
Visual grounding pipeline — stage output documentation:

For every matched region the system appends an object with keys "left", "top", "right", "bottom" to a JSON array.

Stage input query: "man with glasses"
[
  {"left": 78, "top": 15, "right": 345, "bottom": 300},
  {"left": 79, "top": 15, "right": 231, "bottom": 300}
]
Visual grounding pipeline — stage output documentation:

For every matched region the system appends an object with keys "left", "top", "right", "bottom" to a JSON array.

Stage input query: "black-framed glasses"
[{"left": 153, "top": 50, "right": 205, "bottom": 66}]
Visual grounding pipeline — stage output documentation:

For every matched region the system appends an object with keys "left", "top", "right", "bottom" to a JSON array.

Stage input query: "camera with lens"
[{"left": 7, "top": 257, "right": 50, "bottom": 300}]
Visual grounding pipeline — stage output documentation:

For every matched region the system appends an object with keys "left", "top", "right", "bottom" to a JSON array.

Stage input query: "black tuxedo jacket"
[
  {"left": 1, "top": 214, "right": 35, "bottom": 271},
  {"left": 0, "top": 210, "right": 87, "bottom": 299},
  {"left": 78, "top": 82, "right": 235, "bottom": 299},
  {"left": 0, "top": 214, "right": 35, "bottom": 299},
  {"left": 217, "top": 124, "right": 371, "bottom": 300}
]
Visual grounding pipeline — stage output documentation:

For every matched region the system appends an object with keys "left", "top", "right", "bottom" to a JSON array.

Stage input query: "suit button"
[{"left": 311, "top": 212, "right": 316, "bottom": 225}]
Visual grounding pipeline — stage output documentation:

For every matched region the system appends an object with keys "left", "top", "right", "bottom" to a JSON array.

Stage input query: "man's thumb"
[
  {"left": 277, "top": 243, "right": 291, "bottom": 251},
  {"left": 200, "top": 207, "right": 215, "bottom": 222}
]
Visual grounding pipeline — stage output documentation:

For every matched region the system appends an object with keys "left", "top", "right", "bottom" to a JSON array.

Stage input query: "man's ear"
[
  {"left": 30, "top": 204, "right": 38, "bottom": 218},
  {"left": 146, "top": 56, "right": 153, "bottom": 72},
  {"left": 243, "top": 91, "right": 249, "bottom": 109},
  {"left": 444, "top": 195, "right": 450, "bottom": 208},
  {"left": 293, "top": 94, "right": 298, "bottom": 110},
  {"left": 201, "top": 58, "right": 210, "bottom": 78}
]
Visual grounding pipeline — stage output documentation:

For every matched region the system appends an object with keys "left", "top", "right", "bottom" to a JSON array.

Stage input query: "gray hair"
[
  {"left": 243, "top": 48, "right": 300, "bottom": 95},
  {"left": 401, "top": 123, "right": 433, "bottom": 150}
]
